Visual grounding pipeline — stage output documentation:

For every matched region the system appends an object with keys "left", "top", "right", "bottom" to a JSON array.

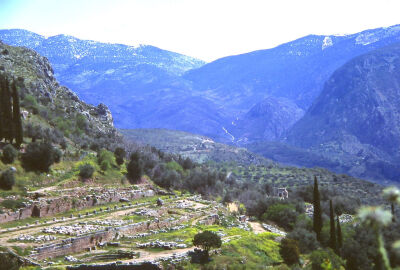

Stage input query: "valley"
[
  {"left": 3, "top": 25, "right": 400, "bottom": 183},
  {"left": 1, "top": 21, "right": 400, "bottom": 270}
]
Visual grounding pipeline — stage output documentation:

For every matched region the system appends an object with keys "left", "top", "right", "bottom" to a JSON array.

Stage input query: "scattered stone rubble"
[
  {"left": 42, "top": 224, "right": 104, "bottom": 236},
  {"left": 175, "top": 200, "right": 194, "bottom": 209},
  {"left": 136, "top": 240, "right": 187, "bottom": 250},
  {"left": 65, "top": 255, "right": 79, "bottom": 262},
  {"left": 305, "top": 204, "right": 353, "bottom": 223},
  {"left": 125, "top": 225, "right": 187, "bottom": 239},
  {"left": 262, "top": 223, "right": 287, "bottom": 236},
  {"left": 89, "top": 220, "right": 128, "bottom": 226},
  {"left": 132, "top": 209, "right": 158, "bottom": 216},
  {"left": 15, "top": 234, "right": 57, "bottom": 243},
  {"left": 339, "top": 214, "right": 353, "bottom": 223}
]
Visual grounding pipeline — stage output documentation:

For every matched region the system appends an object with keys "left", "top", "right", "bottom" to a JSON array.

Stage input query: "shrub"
[
  {"left": 0, "top": 170, "right": 15, "bottom": 190},
  {"left": 114, "top": 147, "right": 126, "bottom": 166},
  {"left": 79, "top": 164, "right": 95, "bottom": 179},
  {"left": 262, "top": 203, "right": 298, "bottom": 230},
  {"left": 279, "top": 238, "right": 300, "bottom": 266},
  {"left": 1, "top": 144, "right": 17, "bottom": 164},
  {"left": 182, "top": 157, "right": 194, "bottom": 170},
  {"left": 127, "top": 152, "right": 143, "bottom": 184},
  {"left": 97, "top": 149, "right": 116, "bottom": 171},
  {"left": 53, "top": 148, "right": 62, "bottom": 163},
  {"left": 154, "top": 169, "right": 181, "bottom": 189},
  {"left": 287, "top": 228, "right": 319, "bottom": 253},
  {"left": 193, "top": 231, "right": 222, "bottom": 256},
  {"left": 166, "top": 161, "right": 184, "bottom": 174},
  {"left": 310, "top": 249, "right": 344, "bottom": 270},
  {"left": 21, "top": 142, "right": 57, "bottom": 172}
]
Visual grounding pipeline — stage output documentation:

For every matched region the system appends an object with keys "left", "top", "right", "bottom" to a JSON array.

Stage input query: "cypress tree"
[
  {"left": 336, "top": 215, "right": 342, "bottom": 251},
  {"left": 1, "top": 77, "right": 13, "bottom": 142},
  {"left": 0, "top": 75, "right": 4, "bottom": 141},
  {"left": 11, "top": 80, "right": 23, "bottom": 147},
  {"left": 329, "top": 200, "right": 337, "bottom": 252},
  {"left": 313, "top": 176, "right": 322, "bottom": 241},
  {"left": 391, "top": 203, "right": 396, "bottom": 222}
]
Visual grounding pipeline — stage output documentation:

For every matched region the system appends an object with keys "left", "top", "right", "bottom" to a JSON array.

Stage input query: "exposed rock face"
[
  {"left": 0, "top": 42, "right": 117, "bottom": 138},
  {"left": 287, "top": 42, "right": 400, "bottom": 182}
]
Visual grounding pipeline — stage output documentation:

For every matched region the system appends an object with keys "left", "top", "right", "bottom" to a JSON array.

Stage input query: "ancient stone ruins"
[{"left": 0, "top": 184, "right": 239, "bottom": 269}]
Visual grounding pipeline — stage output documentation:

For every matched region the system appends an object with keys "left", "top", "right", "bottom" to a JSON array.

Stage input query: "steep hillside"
[
  {"left": 0, "top": 40, "right": 119, "bottom": 148},
  {"left": 285, "top": 42, "right": 400, "bottom": 182}
]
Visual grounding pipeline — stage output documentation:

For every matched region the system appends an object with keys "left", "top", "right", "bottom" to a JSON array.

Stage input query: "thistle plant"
[
  {"left": 357, "top": 187, "right": 400, "bottom": 270},
  {"left": 358, "top": 206, "right": 392, "bottom": 270},
  {"left": 383, "top": 186, "right": 400, "bottom": 222}
]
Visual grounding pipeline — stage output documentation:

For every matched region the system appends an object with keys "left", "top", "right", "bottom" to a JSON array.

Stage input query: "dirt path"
[
  {"left": 130, "top": 247, "right": 195, "bottom": 262},
  {"left": 248, "top": 222, "right": 266, "bottom": 234}
]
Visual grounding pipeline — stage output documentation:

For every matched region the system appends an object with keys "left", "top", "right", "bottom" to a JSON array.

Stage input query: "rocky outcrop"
[{"left": 0, "top": 41, "right": 118, "bottom": 141}]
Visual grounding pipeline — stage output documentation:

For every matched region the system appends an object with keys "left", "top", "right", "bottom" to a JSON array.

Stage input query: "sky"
[{"left": 0, "top": 0, "right": 400, "bottom": 61}]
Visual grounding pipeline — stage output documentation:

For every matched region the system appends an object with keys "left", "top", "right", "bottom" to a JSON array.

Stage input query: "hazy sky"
[{"left": 1, "top": 0, "right": 399, "bottom": 61}]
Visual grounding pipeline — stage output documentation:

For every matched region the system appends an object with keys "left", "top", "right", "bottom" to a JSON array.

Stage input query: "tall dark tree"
[
  {"left": 0, "top": 75, "right": 4, "bottom": 140},
  {"left": 336, "top": 215, "right": 342, "bottom": 252},
  {"left": 329, "top": 200, "right": 337, "bottom": 253},
  {"left": 11, "top": 80, "right": 23, "bottom": 147},
  {"left": 114, "top": 147, "right": 126, "bottom": 166},
  {"left": 127, "top": 151, "right": 143, "bottom": 184},
  {"left": 391, "top": 203, "right": 396, "bottom": 222},
  {"left": 1, "top": 76, "right": 13, "bottom": 142},
  {"left": 313, "top": 176, "right": 323, "bottom": 241}
]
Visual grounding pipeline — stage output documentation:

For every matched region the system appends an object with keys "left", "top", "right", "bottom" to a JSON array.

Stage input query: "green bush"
[
  {"left": 79, "top": 164, "right": 95, "bottom": 179},
  {"left": 310, "top": 249, "right": 344, "bottom": 270},
  {"left": 0, "top": 170, "right": 15, "bottom": 190},
  {"left": 193, "top": 230, "right": 222, "bottom": 255},
  {"left": 0, "top": 198, "right": 25, "bottom": 210},
  {"left": 127, "top": 151, "right": 143, "bottom": 184},
  {"left": 1, "top": 144, "right": 17, "bottom": 164},
  {"left": 287, "top": 228, "right": 319, "bottom": 253},
  {"left": 97, "top": 149, "right": 116, "bottom": 171},
  {"left": 114, "top": 147, "right": 126, "bottom": 166},
  {"left": 21, "top": 142, "right": 58, "bottom": 172},
  {"left": 53, "top": 148, "right": 62, "bottom": 163},
  {"left": 262, "top": 203, "right": 298, "bottom": 230},
  {"left": 21, "top": 94, "right": 39, "bottom": 112},
  {"left": 166, "top": 161, "right": 184, "bottom": 174},
  {"left": 279, "top": 238, "right": 300, "bottom": 266}
]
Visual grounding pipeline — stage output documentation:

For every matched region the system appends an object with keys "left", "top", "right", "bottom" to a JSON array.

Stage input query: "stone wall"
[
  {"left": 66, "top": 262, "right": 161, "bottom": 270},
  {"left": 0, "top": 188, "right": 155, "bottom": 224},
  {"left": 31, "top": 215, "right": 196, "bottom": 260}
]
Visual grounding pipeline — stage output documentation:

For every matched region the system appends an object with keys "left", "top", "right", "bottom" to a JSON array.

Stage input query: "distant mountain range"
[
  {"left": 185, "top": 25, "right": 400, "bottom": 143},
  {"left": 3, "top": 26, "right": 400, "bottom": 144},
  {"left": 3, "top": 26, "right": 400, "bottom": 183}
]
